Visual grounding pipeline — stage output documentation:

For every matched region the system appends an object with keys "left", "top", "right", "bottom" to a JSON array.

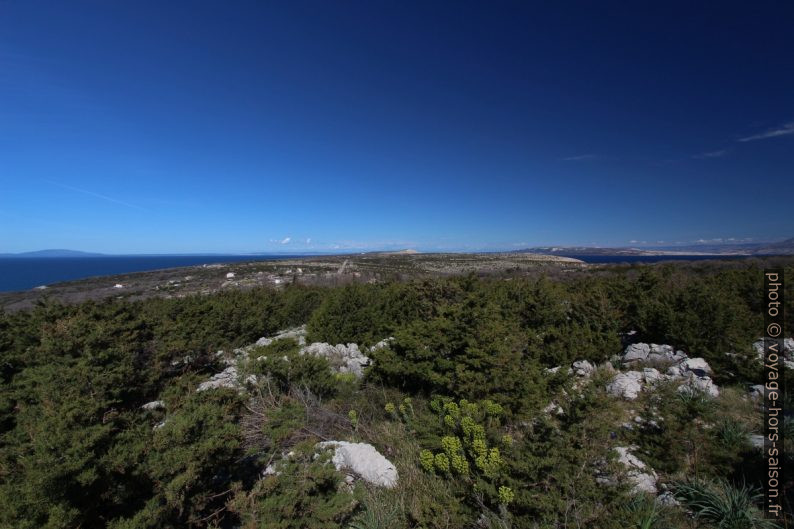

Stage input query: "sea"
[
  {"left": 0, "top": 255, "right": 303, "bottom": 292},
  {"left": 0, "top": 254, "right": 753, "bottom": 293}
]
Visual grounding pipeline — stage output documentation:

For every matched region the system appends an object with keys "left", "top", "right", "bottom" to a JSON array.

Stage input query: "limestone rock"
[
  {"left": 197, "top": 366, "right": 256, "bottom": 392},
  {"left": 369, "top": 338, "right": 393, "bottom": 351},
  {"left": 572, "top": 360, "right": 595, "bottom": 377},
  {"left": 649, "top": 344, "right": 673, "bottom": 356},
  {"left": 615, "top": 446, "right": 657, "bottom": 494},
  {"left": 642, "top": 367, "right": 663, "bottom": 384},
  {"left": 749, "top": 384, "right": 765, "bottom": 400},
  {"left": 542, "top": 402, "right": 565, "bottom": 415},
  {"left": 256, "top": 325, "right": 308, "bottom": 347},
  {"left": 607, "top": 371, "right": 644, "bottom": 400},
  {"left": 656, "top": 491, "right": 679, "bottom": 507},
  {"left": 141, "top": 400, "right": 165, "bottom": 411},
  {"left": 623, "top": 343, "right": 650, "bottom": 363},
  {"left": 301, "top": 342, "right": 370, "bottom": 377},
  {"left": 316, "top": 441, "right": 398, "bottom": 488},
  {"left": 752, "top": 337, "right": 794, "bottom": 368},
  {"left": 681, "top": 357, "right": 712, "bottom": 376},
  {"left": 677, "top": 373, "right": 719, "bottom": 398}
]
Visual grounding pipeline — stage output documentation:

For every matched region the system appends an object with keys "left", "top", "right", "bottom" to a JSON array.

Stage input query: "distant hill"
[
  {"left": 364, "top": 249, "right": 420, "bottom": 256},
  {"left": 753, "top": 237, "right": 794, "bottom": 255},
  {"left": 0, "top": 249, "right": 106, "bottom": 258},
  {"left": 517, "top": 237, "right": 794, "bottom": 257}
]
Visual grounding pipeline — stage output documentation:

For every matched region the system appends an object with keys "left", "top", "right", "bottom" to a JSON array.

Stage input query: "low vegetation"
[{"left": 0, "top": 262, "right": 791, "bottom": 527}]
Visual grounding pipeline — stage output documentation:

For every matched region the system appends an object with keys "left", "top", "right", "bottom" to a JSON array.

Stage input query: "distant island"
[{"left": 0, "top": 249, "right": 107, "bottom": 258}]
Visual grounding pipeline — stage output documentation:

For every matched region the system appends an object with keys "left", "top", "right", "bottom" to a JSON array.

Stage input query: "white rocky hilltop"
[
  {"left": 606, "top": 343, "right": 719, "bottom": 399},
  {"left": 196, "top": 325, "right": 391, "bottom": 392}
]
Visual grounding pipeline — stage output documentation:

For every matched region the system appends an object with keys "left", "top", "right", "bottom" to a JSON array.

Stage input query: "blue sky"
[{"left": 1, "top": 1, "right": 792, "bottom": 254}]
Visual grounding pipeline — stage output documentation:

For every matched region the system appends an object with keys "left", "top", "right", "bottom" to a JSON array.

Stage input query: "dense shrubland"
[{"left": 0, "top": 263, "right": 791, "bottom": 527}]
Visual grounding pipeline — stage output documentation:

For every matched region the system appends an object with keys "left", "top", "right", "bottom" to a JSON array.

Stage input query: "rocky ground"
[
  {"left": 145, "top": 324, "right": 401, "bottom": 490},
  {"left": 543, "top": 338, "right": 793, "bottom": 503},
  {"left": 0, "top": 252, "right": 583, "bottom": 311}
]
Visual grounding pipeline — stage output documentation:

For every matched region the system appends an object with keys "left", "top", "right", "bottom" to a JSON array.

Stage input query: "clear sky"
[{"left": 1, "top": 1, "right": 792, "bottom": 254}]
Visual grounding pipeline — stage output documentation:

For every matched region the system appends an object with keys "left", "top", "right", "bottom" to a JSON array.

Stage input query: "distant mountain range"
[
  {"left": 517, "top": 238, "right": 794, "bottom": 257},
  {"left": 0, "top": 249, "right": 107, "bottom": 258}
]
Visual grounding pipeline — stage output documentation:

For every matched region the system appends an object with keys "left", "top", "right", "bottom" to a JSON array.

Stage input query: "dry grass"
[
  {"left": 359, "top": 420, "right": 464, "bottom": 529},
  {"left": 715, "top": 385, "right": 761, "bottom": 433},
  {"left": 241, "top": 382, "right": 353, "bottom": 455}
]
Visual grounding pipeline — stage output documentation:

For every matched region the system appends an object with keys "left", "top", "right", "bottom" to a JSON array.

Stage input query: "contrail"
[{"left": 44, "top": 180, "right": 148, "bottom": 211}]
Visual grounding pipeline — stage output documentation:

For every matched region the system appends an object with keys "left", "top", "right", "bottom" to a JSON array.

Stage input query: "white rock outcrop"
[
  {"left": 613, "top": 343, "right": 720, "bottom": 399},
  {"left": 369, "top": 338, "right": 393, "bottom": 352},
  {"left": 300, "top": 342, "right": 370, "bottom": 377},
  {"left": 316, "top": 441, "right": 398, "bottom": 488},
  {"left": 752, "top": 337, "right": 794, "bottom": 369},
  {"left": 614, "top": 446, "right": 657, "bottom": 494},
  {"left": 141, "top": 400, "right": 165, "bottom": 411},
  {"left": 572, "top": 360, "right": 595, "bottom": 377},
  {"left": 606, "top": 371, "right": 645, "bottom": 400},
  {"left": 677, "top": 373, "right": 720, "bottom": 398},
  {"left": 642, "top": 367, "right": 663, "bottom": 384},
  {"left": 256, "top": 325, "right": 308, "bottom": 347},
  {"left": 749, "top": 384, "right": 765, "bottom": 400},
  {"left": 196, "top": 366, "right": 256, "bottom": 392},
  {"left": 623, "top": 343, "right": 650, "bottom": 363},
  {"left": 542, "top": 401, "right": 565, "bottom": 415},
  {"left": 197, "top": 326, "right": 388, "bottom": 391},
  {"left": 681, "top": 357, "right": 712, "bottom": 376},
  {"left": 656, "top": 491, "right": 679, "bottom": 507},
  {"left": 626, "top": 343, "right": 685, "bottom": 366},
  {"left": 649, "top": 344, "right": 673, "bottom": 356}
]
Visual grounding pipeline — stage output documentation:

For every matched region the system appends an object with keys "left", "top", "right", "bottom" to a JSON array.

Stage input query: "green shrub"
[
  {"left": 229, "top": 444, "right": 359, "bottom": 529},
  {"left": 247, "top": 340, "right": 337, "bottom": 398}
]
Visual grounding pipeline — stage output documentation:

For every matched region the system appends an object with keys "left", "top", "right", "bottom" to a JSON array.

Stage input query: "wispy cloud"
[
  {"left": 693, "top": 149, "right": 727, "bottom": 159},
  {"left": 561, "top": 154, "right": 600, "bottom": 161},
  {"left": 45, "top": 180, "right": 147, "bottom": 211},
  {"left": 737, "top": 121, "right": 794, "bottom": 142},
  {"left": 280, "top": 237, "right": 291, "bottom": 244}
]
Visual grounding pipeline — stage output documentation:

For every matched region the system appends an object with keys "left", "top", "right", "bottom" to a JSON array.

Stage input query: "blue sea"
[
  {"left": 0, "top": 255, "right": 303, "bottom": 292},
  {"left": 0, "top": 254, "right": 752, "bottom": 293}
]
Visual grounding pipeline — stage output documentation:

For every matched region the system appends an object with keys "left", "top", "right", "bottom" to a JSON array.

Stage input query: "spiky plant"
[
  {"left": 623, "top": 495, "right": 662, "bottom": 529},
  {"left": 674, "top": 478, "right": 780, "bottom": 529},
  {"left": 715, "top": 418, "right": 748, "bottom": 448},
  {"left": 676, "top": 389, "right": 715, "bottom": 418}
]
